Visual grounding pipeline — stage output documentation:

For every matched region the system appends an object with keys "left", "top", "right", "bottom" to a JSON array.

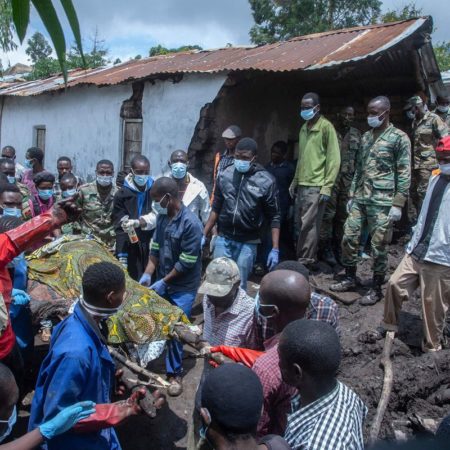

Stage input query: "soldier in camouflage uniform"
[
  {"left": 76, "top": 159, "right": 117, "bottom": 248},
  {"left": 404, "top": 95, "right": 448, "bottom": 214},
  {"left": 331, "top": 96, "right": 411, "bottom": 305},
  {"left": 435, "top": 94, "right": 450, "bottom": 127},
  {"left": 319, "top": 106, "right": 362, "bottom": 265}
]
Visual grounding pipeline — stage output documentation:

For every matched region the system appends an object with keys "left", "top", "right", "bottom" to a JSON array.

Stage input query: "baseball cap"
[
  {"left": 436, "top": 136, "right": 450, "bottom": 152},
  {"left": 222, "top": 125, "right": 242, "bottom": 139},
  {"left": 197, "top": 257, "right": 240, "bottom": 297},
  {"left": 404, "top": 95, "right": 423, "bottom": 110}
]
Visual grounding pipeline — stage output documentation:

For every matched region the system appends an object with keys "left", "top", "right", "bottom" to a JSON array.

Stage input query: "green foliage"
[
  {"left": 0, "top": 0, "right": 17, "bottom": 51},
  {"left": 134, "top": 54, "right": 142, "bottom": 60},
  {"left": 28, "top": 56, "right": 60, "bottom": 79},
  {"left": 381, "top": 1, "right": 422, "bottom": 22},
  {"left": 434, "top": 41, "right": 450, "bottom": 72},
  {"left": 113, "top": 57, "right": 122, "bottom": 65},
  {"left": 26, "top": 31, "right": 52, "bottom": 63},
  {"left": 249, "top": 0, "right": 382, "bottom": 44},
  {"left": 149, "top": 44, "right": 202, "bottom": 57}
]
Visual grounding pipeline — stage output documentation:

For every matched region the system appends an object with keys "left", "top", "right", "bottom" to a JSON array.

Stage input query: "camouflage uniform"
[
  {"left": 17, "top": 182, "right": 32, "bottom": 221},
  {"left": 320, "top": 126, "right": 362, "bottom": 245},
  {"left": 411, "top": 111, "right": 448, "bottom": 212},
  {"left": 436, "top": 110, "right": 450, "bottom": 128},
  {"left": 75, "top": 181, "right": 118, "bottom": 248},
  {"left": 341, "top": 124, "right": 411, "bottom": 275}
]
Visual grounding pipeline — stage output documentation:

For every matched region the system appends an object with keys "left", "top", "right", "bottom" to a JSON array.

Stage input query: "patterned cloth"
[
  {"left": 202, "top": 288, "right": 255, "bottom": 347},
  {"left": 284, "top": 381, "right": 367, "bottom": 450},
  {"left": 307, "top": 292, "right": 340, "bottom": 333},
  {"left": 26, "top": 235, "right": 189, "bottom": 345}
]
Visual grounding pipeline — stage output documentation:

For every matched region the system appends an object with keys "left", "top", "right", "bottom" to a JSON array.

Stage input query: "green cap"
[{"left": 197, "top": 257, "right": 240, "bottom": 297}]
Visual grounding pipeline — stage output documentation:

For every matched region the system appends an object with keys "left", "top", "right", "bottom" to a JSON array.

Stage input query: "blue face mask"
[
  {"left": 133, "top": 174, "right": 149, "bottom": 187},
  {"left": 171, "top": 162, "right": 187, "bottom": 179},
  {"left": 0, "top": 405, "right": 17, "bottom": 443},
  {"left": 24, "top": 159, "right": 34, "bottom": 169},
  {"left": 62, "top": 188, "right": 77, "bottom": 198},
  {"left": 153, "top": 194, "right": 169, "bottom": 215},
  {"left": 300, "top": 106, "right": 317, "bottom": 121},
  {"left": 2, "top": 207, "right": 21, "bottom": 217},
  {"left": 38, "top": 189, "right": 53, "bottom": 201},
  {"left": 234, "top": 159, "right": 253, "bottom": 173},
  {"left": 7, "top": 176, "right": 15, "bottom": 184}
]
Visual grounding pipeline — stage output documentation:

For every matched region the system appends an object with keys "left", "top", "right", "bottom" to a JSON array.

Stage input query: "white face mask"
[
  {"left": 79, "top": 296, "right": 120, "bottom": 319},
  {"left": 437, "top": 105, "right": 449, "bottom": 114},
  {"left": 0, "top": 406, "right": 17, "bottom": 443},
  {"left": 439, "top": 163, "right": 450, "bottom": 175}
]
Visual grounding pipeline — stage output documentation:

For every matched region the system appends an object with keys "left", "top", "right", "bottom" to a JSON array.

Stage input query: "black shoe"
[
  {"left": 330, "top": 266, "right": 356, "bottom": 292},
  {"left": 321, "top": 247, "right": 338, "bottom": 266}
]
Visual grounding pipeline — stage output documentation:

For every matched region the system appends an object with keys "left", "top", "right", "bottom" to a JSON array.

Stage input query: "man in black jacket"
[
  {"left": 112, "top": 155, "right": 155, "bottom": 281},
  {"left": 204, "top": 138, "right": 280, "bottom": 290}
]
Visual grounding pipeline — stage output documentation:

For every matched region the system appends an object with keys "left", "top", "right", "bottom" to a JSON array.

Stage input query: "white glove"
[
  {"left": 346, "top": 199, "right": 353, "bottom": 214},
  {"left": 388, "top": 206, "right": 402, "bottom": 222},
  {"left": 289, "top": 182, "right": 296, "bottom": 199},
  {"left": 121, "top": 219, "right": 140, "bottom": 231}
]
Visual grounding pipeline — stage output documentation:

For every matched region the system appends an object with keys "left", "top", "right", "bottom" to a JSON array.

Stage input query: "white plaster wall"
[
  {"left": 0, "top": 84, "right": 131, "bottom": 181},
  {"left": 142, "top": 73, "right": 226, "bottom": 178}
]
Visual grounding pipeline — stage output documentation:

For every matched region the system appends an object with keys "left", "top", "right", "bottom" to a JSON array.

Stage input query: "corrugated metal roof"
[{"left": 0, "top": 18, "right": 431, "bottom": 97}]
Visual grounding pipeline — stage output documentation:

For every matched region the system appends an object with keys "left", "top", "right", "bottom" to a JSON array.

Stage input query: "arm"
[
  {"left": 321, "top": 123, "right": 341, "bottom": 196},
  {"left": 199, "top": 187, "right": 212, "bottom": 225},
  {"left": 204, "top": 174, "right": 225, "bottom": 236},
  {"left": 393, "top": 135, "right": 412, "bottom": 208},
  {"left": 349, "top": 136, "right": 364, "bottom": 198},
  {"left": 203, "top": 211, "right": 218, "bottom": 237},
  {"left": 271, "top": 227, "right": 280, "bottom": 251},
  {"left": 111, "top": 191, "right": 128, "bottom": 256},
  {"left": 0, "top": 429, "right": 43, "bottom": 450},
  {"left": 433, "top": 115, "right": 449, "bottom": 140},
  {"left": 262, "top": 178, "right": 281, "bottom": 249},
  {"left": 139, "top": 211, "right": 157, "bottom": 231}
]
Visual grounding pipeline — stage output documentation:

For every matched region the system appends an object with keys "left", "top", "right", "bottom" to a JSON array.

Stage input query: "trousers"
[
  {"left": 411, "top": 168, "right": 433, "bottom": 216},
  {"left": 382, "top": 254, "right": 450, "bottom": 352}
]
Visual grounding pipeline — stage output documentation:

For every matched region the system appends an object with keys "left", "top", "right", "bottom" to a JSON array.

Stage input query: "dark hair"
[
  {"left": 0, "top": 362, "right": 16, "bottom": 402},
  {"left": 1, "top": 145, "right": 16, "bottom": 155},
  {"left": 170, "top": 150, "right": 187, "bottom": 162},
  {"left": 0, "top": 158, "right": 15, "bottom": 169},
  {"left": 0, "top": 183, "right": 20, "bottom": 195},
  {"left": 279, "top": 319, "right": 341, "bottom": 379},
  {"left": 152, "top": 176, "right": 178, "bottom": 198},
  {"left": 82, "top": 262, "right": 125, "bottom": 305},
  {"left": 60, "top": 172, "right": 77, "bottom": 184},
  {"left": 57, "top": 156, "right": 72, "bottom": 165},
  {"left": 273, "top": 260, "right": 309, "bottom": 281},
  {"left": 369, "top": 95, "right": 391, "bottom": 110},
  {"left": 96, "top": 159, "right": 114, "bottom": 170},
  {"left": 33, "top": 170, "right": 55, "bottom": 186},
  {"left": 0, "top": 216, "right": 23, "bottom": 233},
  {"left": 271, "top": 141, "right": 288, "bottom": 155},
  {"left": 236, "top": 137, "right": 257, "bottom": 155},
  {"left": 26, "top": 147, "right": 44, "bottom": 164},
  {"left": 303, "top": 92, "right": 320, "bottom": 106},
  {"left": 131, "top": 154, "right": 150, "bottom": 169},
  {"left": 436, "top": 94, "right": 450, "bottom": 104}
]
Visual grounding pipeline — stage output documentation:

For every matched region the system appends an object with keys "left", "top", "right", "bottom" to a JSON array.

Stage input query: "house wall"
[{"left": 0, "top": 84, "right": 131, "bottom": 181}]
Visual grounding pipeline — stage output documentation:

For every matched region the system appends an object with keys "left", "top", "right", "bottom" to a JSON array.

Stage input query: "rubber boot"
[
  {"left": 360, "top": 274, "right": 384, "bottom": 306},
  {"left": 330, "top": 266, "right": 357, "bottom": 292},
  {"left": 320, "top": 240, "right": 338, "bottom": 267}
]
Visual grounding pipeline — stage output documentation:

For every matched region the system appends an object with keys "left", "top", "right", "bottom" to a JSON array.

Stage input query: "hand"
[
  {"left": 388, "top": 206, "right": 402, "bottom": 222},
  {"left": 319, "top": 194, "right": 330, "bottom": 203},
  {"left": 289, "top": 183, "right": 297, "bottom": 199},
  {"left": 266, "top": 248, "right": 280, "bottom": 271},
  {"left": 199, "top": 345, "right": 212, "bottom": 356},
  {"left": 39, "top": 401, "right": 96, "bottom": 439},
  {"left": 150, "top": 279, "right": 167, "bottom": 296},
  {"left": 346, "top": 199, "right": 353, "bottom": 214},
  {"left": 121, "top": 219, "right": 140, "bottom": 232},
  {"left": 52, "top": 194, "right": 81, "bottom": 225},
  {"left": 11, "top": 288, "right": 30, "bottom": 305},
  {"left": 201, "top": 235, "right": 206, "bottom": 248},
  {"left": 115, "top": 369, "right": 126, "bottom": 396},
  {"left": 139, "top": 273, "right": 152, "bottom": 286}
]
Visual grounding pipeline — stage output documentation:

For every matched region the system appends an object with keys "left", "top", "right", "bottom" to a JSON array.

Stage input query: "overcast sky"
[{"left": 1, "top": 0, "right": 448, "bottom": 67}]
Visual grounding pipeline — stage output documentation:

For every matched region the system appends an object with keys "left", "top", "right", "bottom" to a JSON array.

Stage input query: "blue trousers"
[
  {"left": 213, "top": 236, "right": 257, "bottom": 291},
  {"left": 165, "top": 290, "right": 196, "bottom": 376}
]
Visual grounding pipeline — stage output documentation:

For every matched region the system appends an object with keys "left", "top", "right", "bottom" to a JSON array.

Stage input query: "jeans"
[
  {"left": 165, "top": 290, "right": 197, "bottom": 376},
  {"left": 213, "top": 236, "right": 257, "bottom": 291}
]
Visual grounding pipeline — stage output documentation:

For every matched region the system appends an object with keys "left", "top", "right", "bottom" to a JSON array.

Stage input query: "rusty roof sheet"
[{"left": 0, "top": 18, "right": 430, "bottom": 97}]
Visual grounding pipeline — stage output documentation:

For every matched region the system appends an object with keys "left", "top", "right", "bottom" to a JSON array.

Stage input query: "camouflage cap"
[
  {"left": 404, "top": 95, "right": 423, "bottom": 110},
  {"left": 197, "top": 257, "right": 240, "bottom": 297}
]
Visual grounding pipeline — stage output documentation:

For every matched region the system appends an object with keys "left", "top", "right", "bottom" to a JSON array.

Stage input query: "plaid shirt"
[
  {"left": 216, "top": 151, "right": 234, "bottom": 178},
  {"left": 285, "top": 381, "right": 367, "bottom": 450},
  {"left": 202, "top": 288, "right": 255, "bottom": 347}
]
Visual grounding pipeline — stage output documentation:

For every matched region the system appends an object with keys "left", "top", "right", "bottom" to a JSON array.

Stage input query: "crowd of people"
[{"left": 0, "top": 90, "right": 449, "bottom": 449}]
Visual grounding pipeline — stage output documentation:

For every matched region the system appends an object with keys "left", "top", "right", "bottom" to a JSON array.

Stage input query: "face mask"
[
  {"left": 254, "top": 292, "right": 279, "bottom": 319},
  {"left": 171, "top": 162, "right": 187, "bottom": 179},
  {"left": 300, "top": 106, "right": 317, "bottom": 121},
  {"left": 234, "top": 159, "right": 252, "bottom": 173},
  {"left": 0, "top": 406, "right": 17, "bottom": 443},
  {"left": 79, "top": 296, "right": 119, "bottom": 319},
  {"left": 153, "top": 194, "right": 169, "bottom": 215},
  {"left": 406, "top": 110, "right": 416, "bottom": 120},
  {"left": 7, "top": 176, "right": 15, "bottom": 184},
  {"left": 199, "top": 424, "right": 209, "bottom": 441},
  {"left": 62, "top": 188, "right": 77, "bottom": 198},
  {"left": 96, "top": 175, "right": 113, "bottom": 187},
  {"left": 2, "top": 207, "right": 21, "bottom": 217},
  {"left": 133, "top": 174, "right": 149, "bottom": 187},
  {"left": 367, "top": 110, "right": 387, "bottom": 129},
  {"left": 437, "top": 105, "right": 449, "bottom": 114},
  {"left": 38, "top": 189, "right": 53, "bottom": 201},
  {"left": 439, "top": 163, "right": 450, "bottom": 175},
  {"left": 24, "top": 159, "right": 34, "bottom": 169}
]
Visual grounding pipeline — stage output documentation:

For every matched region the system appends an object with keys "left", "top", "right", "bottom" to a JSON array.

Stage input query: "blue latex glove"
[
  {"left": 201, "top": 235, "right": 206, "bottom": 248},
  {"left": 39, "top": 401, "right": 96, "bottom": 439},
  {"left": 11, "top": 288, "right": 30, "bottom": 305},
  {"left": 266, "top": 249, "right": 280, "bottom": 271},
  {"left": 319, "top": 194, "right": 331, "bottom": 203},
  {"left": 150, "top": 279, "right": 167, "bottom": 296},
  {"left": 139, "top": 273, "right": 152, "bottom": 286}
]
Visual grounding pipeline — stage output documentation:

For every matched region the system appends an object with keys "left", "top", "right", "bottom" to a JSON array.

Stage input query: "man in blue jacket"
[
  {"left": 29, "top": 262, "right": 141, "bottom": 449},
  {"left": 140, "top": 177, "right": 203, "bottom": 396}
]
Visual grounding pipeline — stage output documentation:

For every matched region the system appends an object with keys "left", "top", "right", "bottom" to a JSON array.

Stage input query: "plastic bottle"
[{"left": 121, "top": 215, "right": 139, "bottom": 244}]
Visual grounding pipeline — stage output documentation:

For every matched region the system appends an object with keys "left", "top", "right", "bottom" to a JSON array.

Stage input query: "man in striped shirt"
[{"left": 279, "top": 319, "right": 367, "bottom": 450}]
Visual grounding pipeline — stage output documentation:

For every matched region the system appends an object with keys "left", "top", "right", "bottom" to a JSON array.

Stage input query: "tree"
[
  {"left": 113, "top": 57, "right": 122, "bottom": 65},
  {"left": 149, "top": 44, "right": 202, "bottom": 57},
  {"left": 25, "top": 31, "right": 52, "bottom": 63},
  {"left": 434, "top": 42, "right": 450, "bottom": 72},
  {"left": 67, "top": 28, "right": 108, "bottom": 69},
  {"left": 381, "top": 1, "right": 422, "bottom": 22},
  {"left": 134, "top": 54, "right": 142, "bottom": 60},
  {"left": 0, "top": 0, "right": 17, "bottom": 52},
  {"left": 248, "top": 0, "right": 382, "bottom": 44}
]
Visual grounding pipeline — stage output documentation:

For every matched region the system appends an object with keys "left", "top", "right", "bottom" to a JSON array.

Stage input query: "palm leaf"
[
  {"left": 11, "top": 0, "right": 30, "bottom": 43},
  {"left": 60, "top": 0, "right": 85, "bottom": 67}
]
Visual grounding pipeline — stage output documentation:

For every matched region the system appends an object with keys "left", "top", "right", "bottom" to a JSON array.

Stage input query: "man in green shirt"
[
  {"left": 289, "top": 92, "right": 340, "bottom": 268},
  {"left": 435, "top": 94, "right": 450, "bottom": 127}
]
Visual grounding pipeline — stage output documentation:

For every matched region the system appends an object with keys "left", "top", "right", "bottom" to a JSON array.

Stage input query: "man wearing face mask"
[
  {"left": 139, "top": 177, "right": 203, "bottom": 395},
  {"left": 113, "top": 155, "right": 155, "bottom": 280},
  {"left": 319, "top": 106, "right": 362, "bottom": 265},
  {"left": 290, "top": 92, "right": 340, "bottom": 269},
  {"left": 203, "top": 138, "right": 280, "bottom": 291},
  {"left": 435, "top": 94, "right": 450, "bottom": 127},
  {"left": 404, "top": 95, "right": 448, "bottom": 214},
  {"left": 53, "top": 156, "right": 82, "bottom": 198},
  {"left": 21, "top": 147, "right": 45, "bottom": 199},
  {"left": 29, "top": 171, "right": 55, "bottom": 217},
  {"left": 379, "top": 136, "right": 450, "bottom": 352},
  {"left": 331, "top": 96, "right": 411, "bottom": 306},
  {"left": 76, "top": 159, "right": 117, "bottom": 248},
  {"left": 1, "top": 146, "right": 25, "bottom": 182},
  {"left": 0, "top": 184, "right": 23, "bottom": 219}
]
